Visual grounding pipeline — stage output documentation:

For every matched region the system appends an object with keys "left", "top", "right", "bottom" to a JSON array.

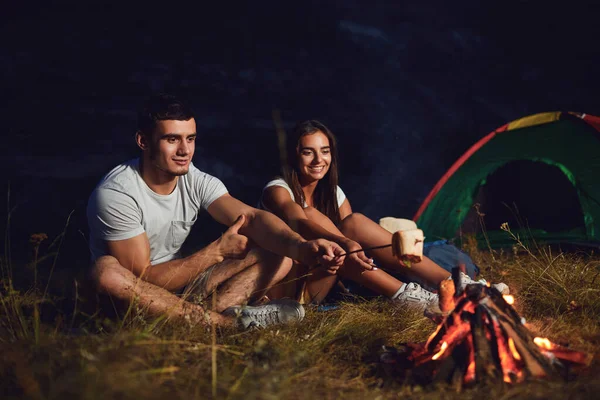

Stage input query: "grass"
[{"left": 3, "top": 228, "right": 600, "bottom": 399}]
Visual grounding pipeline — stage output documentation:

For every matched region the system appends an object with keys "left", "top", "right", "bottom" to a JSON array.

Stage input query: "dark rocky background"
[{"left": 2, "top": 0, "right": 600, "bottom": 274}]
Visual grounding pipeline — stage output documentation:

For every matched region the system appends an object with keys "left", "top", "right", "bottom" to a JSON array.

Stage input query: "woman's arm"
[
  {"left": 263, "top": 186, "right": 375, "bottom": 271},
  {"left": 339, "top": 198, "right": 352, "bottom": 221}
]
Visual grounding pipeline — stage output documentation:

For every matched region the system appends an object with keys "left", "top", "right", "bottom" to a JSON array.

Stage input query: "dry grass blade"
[{"left": 129, "top": 366, "right": 180, "bottom": 376}]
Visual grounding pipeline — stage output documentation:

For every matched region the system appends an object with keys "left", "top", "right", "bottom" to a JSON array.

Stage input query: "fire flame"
[
  {"left": 507, "top": 338, "right": 522, "bottom": 360},
  {"left": 432, "top": 341, "right": 448, "bottom": 360},
  {"left": 426, "top": 323, "right": 443, "bottom": 348},
  {"left": 466, "top": 360, "right": 475, "bottom": 381},
  {"left": 409, "top": 284, "right": 591, "bottom": 387},
  {"left": 534, "top": 337, "right": 553, "bottom": 350}
]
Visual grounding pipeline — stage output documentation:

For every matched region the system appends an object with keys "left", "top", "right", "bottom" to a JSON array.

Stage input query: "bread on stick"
[
  {"left": 391, "top": 229, "right": 424, "bottom": 265},
  {"left": 379, "top": 217, "right": 417, "bottom": 234}
]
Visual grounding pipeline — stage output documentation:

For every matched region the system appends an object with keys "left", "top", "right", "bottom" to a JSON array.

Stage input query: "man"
[{"left": 87, "top": 94, "right": 360, "bottom": 329}]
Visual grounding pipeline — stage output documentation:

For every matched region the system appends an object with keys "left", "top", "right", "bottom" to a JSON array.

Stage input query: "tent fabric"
[{"left": 414, "top": 112, "right": 600, "bottom": 246}]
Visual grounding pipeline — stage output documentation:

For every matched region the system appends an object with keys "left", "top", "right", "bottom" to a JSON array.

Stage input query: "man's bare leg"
[
  {"left": 200, "top": 248, "right": 293, "bottom": 313},
  {"left": 92, "top": 255, "right": 234, "bottom": 327},
  {"left": 339, "top": 213, "right": 451, "bottom": 287}
]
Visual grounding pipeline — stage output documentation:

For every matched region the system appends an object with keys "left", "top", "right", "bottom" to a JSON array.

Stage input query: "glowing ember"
[
  {"left": 534, "top": 337, "right": 553, "bottom": 350},
  {"left": 508, "top": 338, "right": 522, "bottom": 360},
  {"left": 503, "top": 294, "right": 515, "bottom": 305},
  {"left": 496, "top": 325, "right": 521, "bottom": 382},
  {"left": 465, "top": 360, "right": 475, "bottom": 381},
  {"left": 431, "top": 341, "right": 448, "bottom": 360},
  {"left": 426, "top": 323, "right": 443, "bottom": 348}
]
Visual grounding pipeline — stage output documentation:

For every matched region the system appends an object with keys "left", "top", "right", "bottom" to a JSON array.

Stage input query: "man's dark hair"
[{"left": 137, "top": 93, "right": 195, "bottom": 136}]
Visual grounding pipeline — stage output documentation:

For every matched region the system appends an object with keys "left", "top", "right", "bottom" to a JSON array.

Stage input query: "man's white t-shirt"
[
  {"left": 87, "top": 159, "right": 228, "bottom": 264},
  {"left": 259, "top": 178, "right": 346, "bottom": 211}
]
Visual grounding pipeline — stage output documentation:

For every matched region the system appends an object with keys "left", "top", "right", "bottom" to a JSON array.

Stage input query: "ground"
[{"left": 2, "top": 234, "right": 600, "bottom": 399}]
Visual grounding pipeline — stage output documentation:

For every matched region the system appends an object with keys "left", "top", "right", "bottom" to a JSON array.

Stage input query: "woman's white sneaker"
[
  {"left": 457, "top": 272, "right": 510, "bottom": 295},
  {"left": 393, "top": 282, "right": 439, "bottom": 310}
]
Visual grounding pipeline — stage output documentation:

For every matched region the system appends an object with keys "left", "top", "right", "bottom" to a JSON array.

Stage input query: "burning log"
[
  {"left": 380, "top": 282, "right": 593, "bottom": 389},
  {"left": 533, "top": 337, "right": 593, "bottom": 366},
  {"left": 470, "top": 305, "right": 502, "bottom": 383},
  {"left": 432, "top": 340, "right": 471, "bottom": 389}
]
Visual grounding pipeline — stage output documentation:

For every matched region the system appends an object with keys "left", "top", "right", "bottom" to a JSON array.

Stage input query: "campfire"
[{"left": 380, "top": 268, "right": 593, "bottom": 389}]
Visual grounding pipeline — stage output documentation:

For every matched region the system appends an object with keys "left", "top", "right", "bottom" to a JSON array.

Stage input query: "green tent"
[{"left": 414, "top": 112, "right": 600, "bottom": 247}]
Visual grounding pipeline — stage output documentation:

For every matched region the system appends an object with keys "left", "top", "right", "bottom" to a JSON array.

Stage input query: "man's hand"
[
  {"left": 338, "top": 239, "right": 377, "bottom": 271},
  {"left": 215, "top": 215, "right": 251, "bottom": 261}
]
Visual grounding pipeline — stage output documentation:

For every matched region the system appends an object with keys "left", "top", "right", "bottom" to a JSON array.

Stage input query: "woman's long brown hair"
[{"left": 283, "top": 120, "right": 341, "bottom": 225}]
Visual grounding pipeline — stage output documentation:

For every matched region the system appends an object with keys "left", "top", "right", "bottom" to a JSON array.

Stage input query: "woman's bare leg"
[
  {"left": 336, "top": 266, "right": 404, "bottom": 297},
  {"left": 274, "top": 208, "right": 434, "bottom": 303},
  {"left": 339, "top": 213, "right": 451, "bottom": 288},
  {"left": 303, "top": 207, "right": 403, "bottom": 299},
  {"left": 265, "top": 260, "right": 337, "bottom": 304}
]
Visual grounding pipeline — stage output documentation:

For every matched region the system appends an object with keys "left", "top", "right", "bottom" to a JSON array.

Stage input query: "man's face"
[{"left": 145, "top": 118, "right": 197, "bottom": 176}]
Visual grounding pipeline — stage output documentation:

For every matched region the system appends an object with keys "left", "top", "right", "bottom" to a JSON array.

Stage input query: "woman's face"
[{"left": 297, "top": 131, "right": 331, "bottom": 184}]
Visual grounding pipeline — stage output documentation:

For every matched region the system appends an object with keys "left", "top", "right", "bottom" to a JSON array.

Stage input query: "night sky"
[{"left": 2, "top": 0, "right": 600, "bottom": 262}]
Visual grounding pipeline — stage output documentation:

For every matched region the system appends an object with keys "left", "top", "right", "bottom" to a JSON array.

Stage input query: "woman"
[{"left": 261, "top": 120, "right": 507, "bottom": 306}]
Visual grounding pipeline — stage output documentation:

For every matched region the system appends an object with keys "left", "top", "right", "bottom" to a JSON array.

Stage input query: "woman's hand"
[
  {"left": 338, "top": 239, "right": 377, "bottom": 271},
  {"left": 296, "top": 238, "right": 345, "bottom": 271}
]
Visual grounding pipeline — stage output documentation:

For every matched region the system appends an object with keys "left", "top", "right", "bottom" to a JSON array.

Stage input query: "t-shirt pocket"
[{"left": 170, "top": 220, "right": 195, "bottom": 251}]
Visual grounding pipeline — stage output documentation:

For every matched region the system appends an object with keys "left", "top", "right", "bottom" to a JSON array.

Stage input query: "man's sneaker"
[
  {"left": 457, "top": 272, "right": 510, "bottom": 295},
  {"left": 223, "top": 299, "right": 305, "bottom": 330},
  {"left": 393, "top": 282, "right": 439, "bottom": 310}
]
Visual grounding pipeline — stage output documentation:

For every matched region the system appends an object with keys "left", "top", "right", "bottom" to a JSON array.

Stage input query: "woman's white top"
[{"left": 260, "top": 178, "right": 346, "bottom": 211}]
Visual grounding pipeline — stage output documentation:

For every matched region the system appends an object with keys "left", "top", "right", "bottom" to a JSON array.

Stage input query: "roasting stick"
[
  {"left": 338, "top": 228, "right": 425, "bottom": 262},
  {"left": 308, "top": 229, "right": 425, "bottom": 272},
  {"left": 336, "top": 244, "right": 391, "bottom": 272},
  {"left": 306, "top": 244, "right": 389, "bottom": 273},
  {"left": 337, "top": 243, "right": 392, "bottom": 257}
]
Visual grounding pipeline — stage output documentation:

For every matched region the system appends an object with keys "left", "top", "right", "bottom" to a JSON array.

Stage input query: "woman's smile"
[{"left": 298, "top": 131, "right": 331, "bottom": 183}]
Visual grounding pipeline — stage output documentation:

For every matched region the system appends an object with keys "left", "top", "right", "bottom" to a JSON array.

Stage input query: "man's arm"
[
  {"left": 105, "top": 216, "right": 249, "bottom": 291},
  {"left": 207, "top": 194, "right": 345, "bottom": 267}
]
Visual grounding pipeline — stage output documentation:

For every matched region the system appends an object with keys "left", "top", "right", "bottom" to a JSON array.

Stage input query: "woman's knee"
[
  {"left": 275, "top": 257, "right": 294, "bottom": 280},
  {"left": 339, "top": 212, "right": 367, "bottom": 236},
  {"left": 267, "top": 253, "right": 293, "bottom": 279},
  {"left": 254, "top": 248, "right": 293, "bottom": 280}
]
